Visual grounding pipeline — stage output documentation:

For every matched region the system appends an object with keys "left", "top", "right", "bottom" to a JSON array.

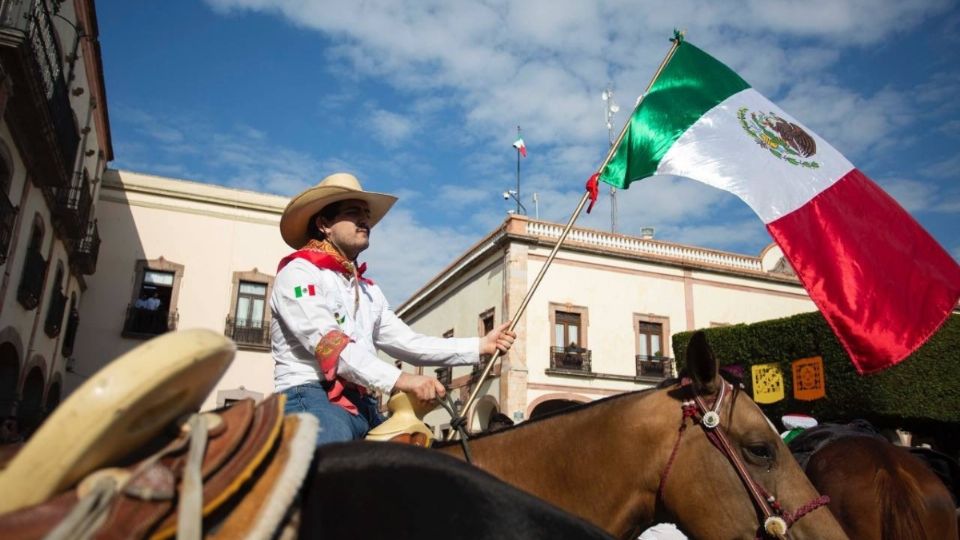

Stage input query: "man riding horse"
[{"left": 272, "top": 172, "right": 516, "bottom": 445}]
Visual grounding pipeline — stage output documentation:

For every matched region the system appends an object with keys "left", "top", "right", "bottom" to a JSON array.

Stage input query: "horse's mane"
[{"left": 434, "top": 387, "right": 659, "bottom": 447}]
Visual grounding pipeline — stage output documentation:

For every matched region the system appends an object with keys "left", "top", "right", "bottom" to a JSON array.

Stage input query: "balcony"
[
  {"left": 122, "top": 305, "right": 178, "bottom": 338},
  {"left": 636, "top": 355, "right": 674, "bottom": 379},
  {"left": 53, "top": 174, "right": 92, "bottom": 238},
  {"left": 16, "top": 247, "right": 46, "bottom": 310},
  {"left": 43, "top": 287, "right": 66, "bottom": 337},
  {"left": 0, "top": 192, "right": 16, "bottom": 265},
  {"left": 0, "top": 0, "right": 79, "bottom": 188},
  {"left": 549, "top": 346, "right": 592, "bottom": 373},
  {"left": 224, "top": 316, "right": 270, "bottom": 350},
  {"left": 72, "top": 220, "right": 99, "bottom": 275}
]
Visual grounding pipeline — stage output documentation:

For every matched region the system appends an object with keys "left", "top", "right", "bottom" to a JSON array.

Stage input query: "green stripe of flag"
[
  {"left": 599, "top": 42, "right": 750, "bottom": 189},
  {"left": 295, "top": 286, "right": 303, "bottom": 298}
]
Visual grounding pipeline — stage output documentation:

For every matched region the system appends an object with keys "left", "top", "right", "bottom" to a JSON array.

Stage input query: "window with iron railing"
[
  {"left": 224, "top": 316, "right": 271, "bottom": 349},
  {"left": 635, "top": 355, "right": 674, "bottom": 378},
  {"left": 549, "top": 345, "right": 592, "bottom": 372},
  {"left": 122, "top": 304, "right": 178, "bottom": 337}
]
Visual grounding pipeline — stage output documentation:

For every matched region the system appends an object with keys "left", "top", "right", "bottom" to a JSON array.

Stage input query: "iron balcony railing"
[
  {"left": 636, "top": 354, "right": 674, "bottom": 378},
  {"left": 43, "top": 287, "right": 66, "bottom": 337},
  {"left": 0, "top": 192, "right": 16, "bottom": 265},
  {"left": 549, "top": 346, "right": 592, "bottom": 372},
  {"left": 53, "top": 174, "right": 92, "bottom": 237},
  {"left": 224, "top": 316, "right": 270, "bottom": 350},
  {"left": 122, "top": 304, "right": 178, "bottom": 338},
  {"left": 16, "top": 247, "right": 46, "bottom": 310},
  {"left": 72, "top": 220, "right": 99, "bottom": 275},
  {"left": 0, "top": 0, "right": 79, "bottom": 188}
]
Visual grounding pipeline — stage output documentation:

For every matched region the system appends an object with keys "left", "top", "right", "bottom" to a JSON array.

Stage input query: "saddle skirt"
[{"left": 0, "top": 395, "right": 318, "bottom": 539}]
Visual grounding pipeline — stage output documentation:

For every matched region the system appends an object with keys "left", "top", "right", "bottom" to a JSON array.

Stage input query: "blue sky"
[{"left": 98, "top": 0, "right": 960, "bottom": 305}]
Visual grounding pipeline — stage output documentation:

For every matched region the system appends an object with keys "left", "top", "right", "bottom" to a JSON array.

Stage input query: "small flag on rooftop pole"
[
  {"left": 513, "top": 136, "right": 527, "bottom": 157},
  {"left": 594, "top": 35, "right": 960, "bottom": 374}
]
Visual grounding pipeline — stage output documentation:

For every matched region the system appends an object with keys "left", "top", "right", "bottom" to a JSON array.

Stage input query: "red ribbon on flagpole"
[{"left": 585, "top": 173, "right": 600, "bottom": 213}]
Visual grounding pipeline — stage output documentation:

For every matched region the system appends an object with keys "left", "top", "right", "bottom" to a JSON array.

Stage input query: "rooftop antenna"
[{"left": 602, "top": 84, "right": 620, "bottom": 233}]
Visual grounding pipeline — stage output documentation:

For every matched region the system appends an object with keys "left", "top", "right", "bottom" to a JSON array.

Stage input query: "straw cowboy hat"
[{"left": 280, "top": 173, "right": 398, "bottom": 249}]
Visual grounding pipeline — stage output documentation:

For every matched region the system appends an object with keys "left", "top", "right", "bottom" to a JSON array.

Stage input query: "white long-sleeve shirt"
[{"left": 271, "top": 258, "right": 480, "bottom": 394}]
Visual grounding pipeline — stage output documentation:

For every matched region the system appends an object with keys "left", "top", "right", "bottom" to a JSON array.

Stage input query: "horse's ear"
[{"left": 687, "top": 331, "right": 719, "bottom": 394}]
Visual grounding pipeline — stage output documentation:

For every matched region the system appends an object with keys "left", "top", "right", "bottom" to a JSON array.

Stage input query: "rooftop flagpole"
[{"left": 448, "top": 32, "right": 685, "bottom": 438}]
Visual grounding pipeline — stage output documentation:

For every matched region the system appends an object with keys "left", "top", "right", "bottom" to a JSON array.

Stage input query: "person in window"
[
  {"left": 144, "top": 292, "right": 162, "bottom": 311},
  {"left": 272, "top": 173, "right": 516, "bottom": 446}
]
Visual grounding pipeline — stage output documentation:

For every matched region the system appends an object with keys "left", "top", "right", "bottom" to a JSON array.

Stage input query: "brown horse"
[
  {"left": 799, "top": 434, "right": 958, "bottom": 539},
  {"left": 437, "top": 331, "right": 848, "bottom": 539}
]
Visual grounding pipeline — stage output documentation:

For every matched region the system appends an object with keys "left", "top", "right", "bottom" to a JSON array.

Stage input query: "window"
[
  {"left": 548, "top": 304, "right": 590, "bottom": 372},
  {"left": 61, "top": 293, "right": 79, "bottom": 357},
  {"left": 123, "top": 258, "right": 183, "bottom": 338},
  {"left": 225, "top": 270, "right": 274, "bottom": 350},
  {"left": 476, "top": 308, "right": 495, "bottom": 372},
  {"left": 17, "top": 216, "right": 47, "bottom": 310},
  {"left": 436, "top": 329, "right": 454, "bottom": 386},
  {"left": 554, "top": 311, "right": 581, "bottom": 350},
  {"left": 43, "top": 262, "right": 67, "bottom": 337},
  {"left": 228, "top": 281, "right": 269, "bottom": 348},
  {"left": 634, "top": 314, "right": 671, "bottom": 378},
  {"left": 0, "top": 149, "right": 15, "bottom": 265}
]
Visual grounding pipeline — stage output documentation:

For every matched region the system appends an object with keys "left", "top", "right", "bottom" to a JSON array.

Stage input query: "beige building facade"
[
  {"left": 70, "top": 170, "right": 817, "bottom": 431},
  {"left": 0, "top": 0, "right": 112, "bottom": 438},
  {"left": 70, "top": 169, "right": 289, "bottom": 410},
  {"left": 394, "top": 215, "right": 815, "bottom": 434}
]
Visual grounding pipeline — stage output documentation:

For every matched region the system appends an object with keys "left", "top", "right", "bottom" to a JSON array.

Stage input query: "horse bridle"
[{"left": 657, "top": 378, "right": 829, "bottom": 539}]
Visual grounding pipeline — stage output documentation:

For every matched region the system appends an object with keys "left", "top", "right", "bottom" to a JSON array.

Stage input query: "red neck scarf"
[{"left": 277, "top": 239, "right": 373, "bottom": 285}]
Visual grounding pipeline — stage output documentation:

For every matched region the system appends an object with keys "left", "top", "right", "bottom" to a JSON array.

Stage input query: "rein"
[
  {"left": 436, "top": 395, "right": 473, "bottom": 464},
  {"left": 657, "top": 378, "right": 829, "bottom": 539}
]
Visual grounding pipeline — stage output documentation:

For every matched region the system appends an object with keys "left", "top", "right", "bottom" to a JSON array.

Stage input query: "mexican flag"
[
  {"left": 513, "top": 137, "right": 527, "bottom": 157},
  {"left": 598, "top": 40, "right": 960, "bottom": 374}
]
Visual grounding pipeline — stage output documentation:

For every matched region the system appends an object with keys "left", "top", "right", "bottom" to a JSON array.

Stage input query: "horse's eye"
[{"left": 745, "top": 443, "right": 774, "bottom": 461}]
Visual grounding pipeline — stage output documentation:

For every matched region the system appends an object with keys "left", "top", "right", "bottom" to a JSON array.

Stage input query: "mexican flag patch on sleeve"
[{"left": 294, "top": 285, "right": 316, "bottom": 298}]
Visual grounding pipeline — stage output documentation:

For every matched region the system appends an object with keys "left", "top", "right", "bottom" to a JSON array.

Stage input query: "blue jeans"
[{"left": 282, "top": 382, "right": 384, "bottom": 447}]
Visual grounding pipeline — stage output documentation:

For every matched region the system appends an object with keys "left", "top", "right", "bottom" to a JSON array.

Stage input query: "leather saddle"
[
  {"left": 0, "top": 330, "right": 318, "bottom": 540},
  {"left": 365, "top": 391, "right": 436, "bottom": 447}
]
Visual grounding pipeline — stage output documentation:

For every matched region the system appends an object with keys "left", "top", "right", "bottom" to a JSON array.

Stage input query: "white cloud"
[
  {"left": 369, "top": 109, "right": 415, "bottom": 147},
  {"left": 363, "top": 208, "right": 480, "bottom": 304}
]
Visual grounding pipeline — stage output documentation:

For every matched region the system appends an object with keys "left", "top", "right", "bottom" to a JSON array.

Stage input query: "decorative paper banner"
[
  {"left": 792, "top": 356, "right": 826, "bottom": 401},
  {"left": 751, "top": 363, "right": 785, "bottom": 404}
]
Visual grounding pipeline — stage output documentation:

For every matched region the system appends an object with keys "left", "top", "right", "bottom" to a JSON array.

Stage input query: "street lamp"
[{"left": 502, "top": 190, "right": 527, "bottom": 215}]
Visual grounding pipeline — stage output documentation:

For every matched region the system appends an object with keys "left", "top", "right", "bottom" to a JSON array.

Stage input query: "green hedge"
[{"left": 672, "top": 312, "right": 960, "bottom": 426}]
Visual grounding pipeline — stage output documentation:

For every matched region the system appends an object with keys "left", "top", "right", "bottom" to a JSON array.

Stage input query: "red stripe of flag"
[{"left": 767, "top": 169, "right": 960, "bottom": 374}]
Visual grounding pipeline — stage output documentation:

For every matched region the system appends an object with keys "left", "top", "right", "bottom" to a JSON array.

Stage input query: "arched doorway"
[
  {"left": 19, "top": 367, "right": 44, "bottom": 438},
  {"left": 529, "top": 399, "right": 582, "bottom": 420},
  {"left": 0, "top": 342, "right": 18, "bottom": 418}
]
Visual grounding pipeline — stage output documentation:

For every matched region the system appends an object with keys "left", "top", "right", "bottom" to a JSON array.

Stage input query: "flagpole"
[
  {"left": 448, "top": 34, "right": 684, "bottom": 438},
  {"left": 516, "top": 125, "right": 521, "bottom": 214}
]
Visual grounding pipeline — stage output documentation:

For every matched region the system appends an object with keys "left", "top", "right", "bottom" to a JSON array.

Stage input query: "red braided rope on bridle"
[{"left": 657, "top": 401, "right": 697, "bottom": 500}]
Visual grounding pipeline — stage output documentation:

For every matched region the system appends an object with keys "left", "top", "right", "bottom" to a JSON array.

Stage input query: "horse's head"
[{"left": 660, "top": 331, "right": 847, "bottom": 539}]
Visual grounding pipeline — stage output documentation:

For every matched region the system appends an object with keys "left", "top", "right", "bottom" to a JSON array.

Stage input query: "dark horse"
[
  {"left": 432, "top": 332, "right": 847, "bottom": 539},
  {"left": 299, "top": 441, "right": 616, "bottom": 539},
  {"left": 791, "top": 426, "right": 959, "bottom": 540}
]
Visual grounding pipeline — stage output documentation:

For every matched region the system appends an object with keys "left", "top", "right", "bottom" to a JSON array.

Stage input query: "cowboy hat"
[{"left": 280, "top": 172, "right": 397, "bottom": 249}]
